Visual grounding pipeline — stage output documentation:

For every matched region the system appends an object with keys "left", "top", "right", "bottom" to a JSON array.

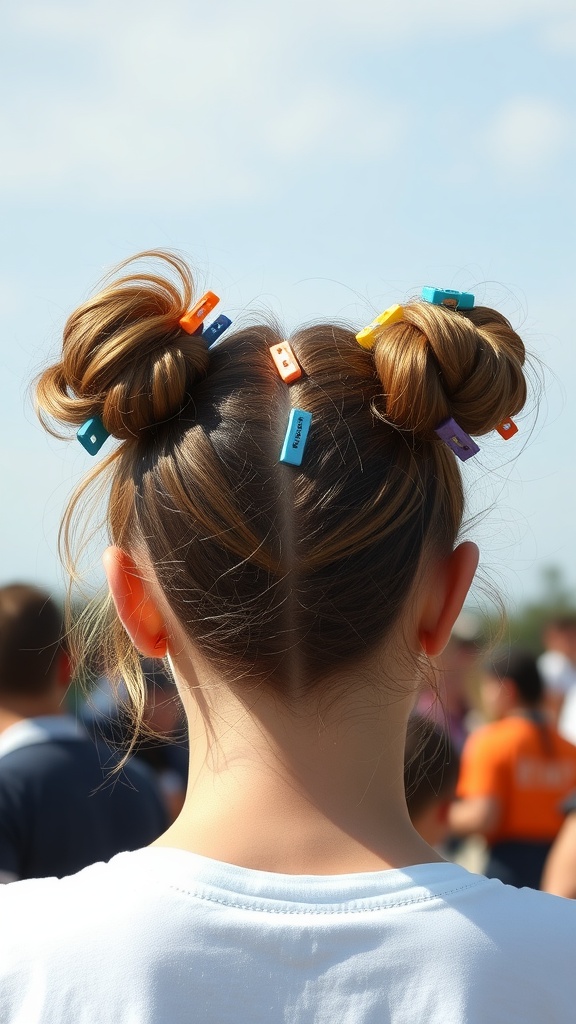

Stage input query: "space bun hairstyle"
[
  {"left": 36, "top": 251, "right": 209, "bottom": 441},
  {"left": 371, "top": 302, "right": 526, "bottom": 438},
  {"left": 35, "top": 251, "right": 528, "bottom": 728}
]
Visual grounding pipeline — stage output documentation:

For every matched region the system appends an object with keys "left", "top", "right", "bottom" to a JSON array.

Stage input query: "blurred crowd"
[
  {"left": 0, "top": 583, "right": 187, "bottom": 883},
  {"left": 2, "top": 580, "right": 576, "bottom": 897}
]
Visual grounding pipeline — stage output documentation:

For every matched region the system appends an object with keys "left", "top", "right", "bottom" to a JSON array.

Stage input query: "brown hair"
[
  {"left": 35, "top": 251, "right": 527, "bottom": 726},
  {"left": 0, "top": 584, "right": 64, "bottom": 697},
  {"left": 404, "top": 714, "right": 460, "bottom": 820}
]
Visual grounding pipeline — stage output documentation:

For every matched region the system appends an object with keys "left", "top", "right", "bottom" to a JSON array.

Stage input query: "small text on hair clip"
[
  {"left": 421, "top": 288, "right": 474, "bottom": 310},
  {"left": 204, "top": 315, "right": 232, "bottom": 348},
  {"left": 280, "top": 408, "right": 312, "bottom": 467},
  {"left": 270, "top": 341, "right": 302, "bottom": 383},
  {"left": 179, "top": 292, "right": 220, "bottom": 334},
  {"left": 435, "top": 417, "right": 479, "bottom": 462}
]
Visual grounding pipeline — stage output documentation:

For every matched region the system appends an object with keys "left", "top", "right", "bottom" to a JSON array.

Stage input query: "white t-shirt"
[
  {"left": 559, "top": 687, "right": 576, "bottom": 745},
  {"left": 538, "top": 651, "right": 576, "bottom": 743},
  {"left": 0, "top": 847, "right": 575, "bottom": 1023},
  {"left": 538, "top": 650, "right": 576, "bottom": 697}
]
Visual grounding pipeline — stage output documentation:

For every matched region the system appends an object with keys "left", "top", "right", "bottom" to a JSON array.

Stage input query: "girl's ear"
[
  {"left": 56, "top": 648, "right": 73, "bottom": 691},
  {"left": 102, "top": 546, "right": 169, "bottom": 657},
  {"left": 418, "top": 542, "right": 479, "bottom": 658}
]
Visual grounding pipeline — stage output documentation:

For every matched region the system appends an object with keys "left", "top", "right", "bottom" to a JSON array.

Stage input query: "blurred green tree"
[{"left": 483, "top": 566, "right": 576, "bottom": 654}]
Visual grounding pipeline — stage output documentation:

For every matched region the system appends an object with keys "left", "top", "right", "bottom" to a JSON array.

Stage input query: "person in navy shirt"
[{"left": 0, "top": 583, "right": 167, "bottom": 882}]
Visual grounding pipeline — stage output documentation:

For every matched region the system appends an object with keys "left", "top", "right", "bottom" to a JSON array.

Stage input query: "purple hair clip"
[{"left": 435, "top": 417, "right": 479, "bottom": 462}]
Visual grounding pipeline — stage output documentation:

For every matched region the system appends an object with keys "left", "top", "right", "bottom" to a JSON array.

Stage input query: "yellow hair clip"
[{"left": 356, "top": 304, "right": 404, "bottom": 350}]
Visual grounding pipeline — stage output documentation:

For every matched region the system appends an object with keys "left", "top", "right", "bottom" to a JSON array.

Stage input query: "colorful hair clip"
[
  {"left": 179, "top": 292, "right": 220, "bottom": 335},
  {"left": 435, "top": 417, "right": 479, "bottom": 462},
  {"left": 77, "top": 416, "right": 110, "bottom": 456},
  {"left": 203, "top": 315, "right": 232, "bottom": 348},
  {"left": 270, "top": 341, "right": 302, "bottom": 383},
  {"left": 495, "top": 417, "right": 518, "bottom": 440},
  {"left": 356, "top": 304, "right": 404, "bottom": 350},
  {"left": 280, "top": 408, "right": 312, "bottom": 466},
  {"left": 421, "top": 288, "right": 475, "bottom": 311}
]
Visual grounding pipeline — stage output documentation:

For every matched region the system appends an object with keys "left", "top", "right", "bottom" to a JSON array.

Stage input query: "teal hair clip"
[
  {"left": 421, "top": 287, "right": 474, "bottom": 310},
  {"left": 77, "top": 416, "right": 110, "bottom": 455},
  {"left": 280, "top": 408, "right": 312, "bottom": 467}
]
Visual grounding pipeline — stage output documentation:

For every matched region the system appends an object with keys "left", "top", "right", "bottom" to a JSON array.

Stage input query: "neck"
[{"left": 153, "top": 651, "right": 443, "bottom": 874}]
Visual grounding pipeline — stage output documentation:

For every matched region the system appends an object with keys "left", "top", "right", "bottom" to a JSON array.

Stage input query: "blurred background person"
[
  {"left": 83, "top": 658, "right": 188, "bottom": 822},
  {"left": 417, "top": 611, "right": 481, "bottom": 752},
  {"left": 404, "top": 714, "right": 460, "bottom": 851},
  {"left": 541, "top": 794, "right": 576, "bottom": 899},
  {"left": 538, "top": 616, "right": 576, "bottom": 742},
  {"left": 0, "top": 583, "right": 168, "bottom": 882},
  {"left": 450, "top": 648, "right": 576, "bottom": 889}
]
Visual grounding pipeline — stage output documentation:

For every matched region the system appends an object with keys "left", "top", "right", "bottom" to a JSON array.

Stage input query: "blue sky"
[{"left": 1, "top": 0, "right": 576, "bottom": 610}]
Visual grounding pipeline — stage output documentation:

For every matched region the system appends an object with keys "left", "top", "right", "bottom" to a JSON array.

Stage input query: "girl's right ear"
[{"left": 102, "top": 546, "right": 169, "bottom": 658}]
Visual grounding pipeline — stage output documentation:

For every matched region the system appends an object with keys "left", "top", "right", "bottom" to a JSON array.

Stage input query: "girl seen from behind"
[{"left": 1, "top": 254, "right": 574, "bottom": 1023}]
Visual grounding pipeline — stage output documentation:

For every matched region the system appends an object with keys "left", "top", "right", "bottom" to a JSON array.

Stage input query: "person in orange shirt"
[{"left": 450, "top": 648, "right": 576, "bottom": 889}]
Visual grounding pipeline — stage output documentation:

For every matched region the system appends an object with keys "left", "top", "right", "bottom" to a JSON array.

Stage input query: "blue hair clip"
[
  {"left": 421, "top": 287, "right": 474, "bottom": 310},
  {"left": 77, "top": 416, "right": 110, "bottom": 456},
  {"left": 203, "top": 314, "right": 232, "bottom": 348},
  {"left": 280, "top": 408, "right": 312, "bottom": 467},
  {"left": 435, "top": 417, "right": 479, "bottom": 462}
]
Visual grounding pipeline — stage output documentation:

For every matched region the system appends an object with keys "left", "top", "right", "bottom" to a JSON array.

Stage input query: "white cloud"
[
  {"left": 267, "top": 87, "right": 404, "bottom": 160},
  {"left": 483, "top": 98, "right": 572, "bottom": 178},
  {"left": 1, "top": 0, "right": 574, "bottom": 205},
  {"left": 544, "top": 16, "right": 576, "bottom": 52},
  {"left": 10, "top": 0, "right": 576, "bottom": 40},
  {"left": 0, "top": 2, "right": 408, "bottom": 205},
  {"left": 1, "top": 6, "right": 282, "bottom": 201},
  {"left": 309, "top": 0, "right": 575, "bottom": 36}
]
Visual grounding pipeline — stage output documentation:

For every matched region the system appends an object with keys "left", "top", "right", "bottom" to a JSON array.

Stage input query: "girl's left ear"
[
  {"left": 102, "top": 546, "right": 169, "bottom": 657},
  {"left": 418, "top": 541, "right": 479, "bottom": 657}
]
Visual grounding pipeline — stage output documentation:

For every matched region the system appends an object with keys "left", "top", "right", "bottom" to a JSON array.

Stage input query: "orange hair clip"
[
  {"left": 495, "top": 418, "right": 518, "bottom": 439},
  {"left": 269, "top": 341, "right": 302, "bottom": 383},
  {"left": 179, "top": 291, "right": 219, "bottom": 335}
]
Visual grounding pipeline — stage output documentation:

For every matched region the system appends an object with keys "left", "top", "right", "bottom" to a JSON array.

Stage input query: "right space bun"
[
  {"left": 36, "top": 251, "right": 210, "bottom": 442},
  {"left": 371, "top": 301, "right": 527, "bottom": 439}
]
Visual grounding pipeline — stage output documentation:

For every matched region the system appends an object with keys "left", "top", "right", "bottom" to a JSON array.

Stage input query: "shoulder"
[
  {"left": 0, "top": 736, "right": 88, "bottom": 766},
  {"left": 430, "top": 870, "right": 576, "bottom": 982},
  {"left": 477, "top": 883, "right": 576, "bottom": 969},
  {"left": 462, "top": 720, "right": 515, "bottom": 758},
  {"left": 0, "top": 737, "right": 118, "bottom": 803},
  {"left": 0, "top": 721, "right": 103, "bottom": 780},
  {"left": 443, "top": 879, "right": 576, "bottom": 1018},
  {"left": 0, "top": 851, "right": 176, "bottom": 954},
  {"left": 0, "top": 853, "right": 187, "bottom": 1022},
  {"left": 460, "top": 873, "right": 576, "bottom": 935},
  {"left": 0, "top": 742, "right": 71, "bottom": 793}
]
